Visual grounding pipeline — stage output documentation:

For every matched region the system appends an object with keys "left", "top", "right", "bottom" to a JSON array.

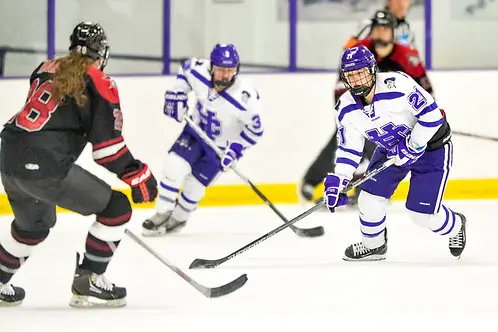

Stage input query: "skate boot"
[
  {"left": 343, "top": 229, "right": 388, "bottom": 261},
  {"left": 163, "top": 215, "right": 187, "bottom": 233},
  {"left": 449, "top": 212, "right": 467, "bottom": 259},
  {"left": 0, "top": 283, "right": 25, "bottom": 307},
  {"left": 142, "top": 211, "right": 187, "bottom": 236},
  {"left": 70, "top": 254, "right": 126, "bottom": 308},
  {"left": 142, "top": 211, "right": 172, "bottom": 236}
]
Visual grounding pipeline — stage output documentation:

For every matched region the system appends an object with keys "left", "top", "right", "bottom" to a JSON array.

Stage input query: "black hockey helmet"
[
  {"left": 370, "top": 10, "right": 397, "bottom": 47},
  {"left": 69, "top": 22, "right": 110, "bottom": 70},
  {"left": 371, "top": 9, "right": 397, "bottom": 29}
]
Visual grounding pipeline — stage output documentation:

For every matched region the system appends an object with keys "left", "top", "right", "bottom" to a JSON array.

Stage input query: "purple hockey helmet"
[
  {"left": 210, "top": 43, "right": 240, "bottom": 89},
  {"left": 340, "top": 45, "right": 378, "bottom": 97}
]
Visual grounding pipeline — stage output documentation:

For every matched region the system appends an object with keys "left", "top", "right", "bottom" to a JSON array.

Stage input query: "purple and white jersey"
[
  {"left": 172, "top": 57, "right": 264, "bottom": 151},
  {"left": 335, "top": 71, "right": 445, "bottom": 179}
]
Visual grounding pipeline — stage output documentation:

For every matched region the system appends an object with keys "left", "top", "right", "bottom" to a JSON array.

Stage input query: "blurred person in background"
[
  {"left": 344, "top": 0, "right": 416, "bottom": 49},
  {"left": 298, "top": 8, "right": 431, "bottom": 207}
]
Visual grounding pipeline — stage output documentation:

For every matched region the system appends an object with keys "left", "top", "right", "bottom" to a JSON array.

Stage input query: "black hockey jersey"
[{"left": 0, "top": 60, "right": 137, "bottom": 179}]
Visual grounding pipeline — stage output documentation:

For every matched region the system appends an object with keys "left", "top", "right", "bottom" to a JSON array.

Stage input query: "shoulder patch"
[
  {"left": 383, "top": 77, "right": 396, "bottom": 89},
  {"left": 87, "top": 67, "right": 120, "bottom": 105},
  {"left": 241, "top": 90, "right": 251, "bottom": 103}
]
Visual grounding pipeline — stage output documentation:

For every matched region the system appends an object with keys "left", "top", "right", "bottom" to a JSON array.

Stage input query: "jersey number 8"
[{"left": 8, "top": 78, "right": 58, "bottom": 132}]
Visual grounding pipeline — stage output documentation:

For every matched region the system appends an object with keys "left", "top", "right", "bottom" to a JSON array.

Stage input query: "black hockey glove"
[{"left": 120, "top": 161, "right": 158, "bottom": 203}]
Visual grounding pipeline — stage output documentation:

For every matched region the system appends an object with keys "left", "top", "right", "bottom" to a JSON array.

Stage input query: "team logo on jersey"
[
  {"left": 241, "top": 91, "right": 251, "bottom": 104},
  {"left": 384, "top": 77, "right": 396, "bottom": 89},
  {"left": 113, "top": 108, "right": 123, "bottom": 131}
]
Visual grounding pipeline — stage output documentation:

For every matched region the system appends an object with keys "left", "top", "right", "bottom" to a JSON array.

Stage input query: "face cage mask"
[
  {"left": 341, "top": 66, "right": 377, "bottom": 97},
  {"left": 211, "top": 64, "right": 239, "bottom": 89},
  {"left": 99, "top": 46, "right": 110, "bottom": 70}
]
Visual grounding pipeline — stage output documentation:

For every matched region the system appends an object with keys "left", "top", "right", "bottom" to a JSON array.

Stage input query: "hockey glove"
[
  {"left": 387, "top": 135, "right": 426, "bottom": 168},
  {"left": 323, "top": 173, "right": 350, "bottom": 213},
  {"left": 120, "top": 161, "right": 158, "bottom": 203},
  {"left": 221, "top": 141, "right": 244, "bottom": 171},
  {"left": 164, "top": 90, "right": 188, "bottom": 122}
]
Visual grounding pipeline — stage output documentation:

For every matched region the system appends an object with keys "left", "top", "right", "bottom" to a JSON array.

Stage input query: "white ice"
[{"left": 1, "top": 200, "right": 498, "bottom": 332}]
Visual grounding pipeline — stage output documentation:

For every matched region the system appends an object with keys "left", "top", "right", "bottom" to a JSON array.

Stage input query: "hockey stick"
[
  {"left": 125, "top": 229, "right": 247, "bottom": 297},
  {"left": 184, "top": 116, "right": 325, "bottom": 238},
  {"left": 189, "top": 157, "right": 396, "bottom": 269},
  {"left": 453, "top": 131, "right": 498, "bottom": 142}
]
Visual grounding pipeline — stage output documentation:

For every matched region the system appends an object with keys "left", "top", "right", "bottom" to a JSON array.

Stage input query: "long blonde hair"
[{"left": 52, "top": 53, "right": 96, "bottom": 107}]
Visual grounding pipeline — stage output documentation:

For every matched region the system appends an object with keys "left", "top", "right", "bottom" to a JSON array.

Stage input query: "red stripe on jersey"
[
  {"left": 93, "top": 136, "right": 124, "bottom": 151},
  {"left": 94, "top": 146, "right": 129, "bottom": 165}
]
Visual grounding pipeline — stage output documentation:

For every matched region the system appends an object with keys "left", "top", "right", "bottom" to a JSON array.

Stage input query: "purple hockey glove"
[
  {"left": 387, "top": 135, "right": 426, "bottom": 167},
  {"left": 164, "top": 90, "right": 188, "bottom": 122},
  {"left": 221, "top": 141, "right": 244, "bottom": 171},
  {"left": 323, "top": 173, "right": 350, "bottom": 213}
]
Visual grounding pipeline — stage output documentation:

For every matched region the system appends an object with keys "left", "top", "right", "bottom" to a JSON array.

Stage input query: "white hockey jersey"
[
  {"left": 335, "top": 71, "right": 450, "bottom": 179},
  {"left": 171, "top": 58, "right": 263, "bottom": 151}
]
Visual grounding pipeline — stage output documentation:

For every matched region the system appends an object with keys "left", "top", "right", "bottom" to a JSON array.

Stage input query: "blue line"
[
  {"left": 47, "top": 0, "right": 56, "bottom": 60},
  {"left": 163, "top": 0, "right": 171, "bottom": 74},
  {"left": 424, "top": 0, "right": 432, "bottom": 70},
  {"left": 289, "top": 0, "right": 297, "bottom": 72}
]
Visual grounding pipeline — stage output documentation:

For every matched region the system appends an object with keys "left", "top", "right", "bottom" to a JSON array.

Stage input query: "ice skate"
[
  {"left": 142, "top": 211, "right": 171, "bottom": 236},
  {"left": 344, "top": 230, "right": 387, "bottom": 261},
  {"left": 70, "top": 254, "right": 126, "bottom": 308},
  {"left": 449, "top": 212, "right": 467, "bottom": 259},
  {"left": 0, "top": 283, "right": 25, "bottom": 307},
  {"left": 142, "top": 211, "right": 186, "bottom": 236}
]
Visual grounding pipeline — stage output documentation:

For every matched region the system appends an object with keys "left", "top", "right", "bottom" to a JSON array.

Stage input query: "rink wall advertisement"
[{"left": 0, "top": 70, "right": 497, "bottom": 214}]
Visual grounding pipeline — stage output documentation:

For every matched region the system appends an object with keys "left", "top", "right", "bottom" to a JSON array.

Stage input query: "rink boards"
[{"left": 0, "top": 70, "right": 497, "bottom": 214}]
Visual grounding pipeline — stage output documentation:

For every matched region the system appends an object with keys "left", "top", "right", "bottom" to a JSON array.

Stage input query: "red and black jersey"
[
  {"left": 0, "top": 60, "right": 136, "bottom": 179},
  {"left": 354, "top": 38, "right": 433, "bottom": 94}
]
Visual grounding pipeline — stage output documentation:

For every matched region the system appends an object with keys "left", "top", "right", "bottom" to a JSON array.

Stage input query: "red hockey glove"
[{"left": 120, "top": 162, "right": 158, "bottom": 203}]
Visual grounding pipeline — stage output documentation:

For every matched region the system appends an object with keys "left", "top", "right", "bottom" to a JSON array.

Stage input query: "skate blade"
[
  {"left": 0, "top": 299, "right": 23, "bottom": 307},
  {"left": 141, "top": 223, "right": 186, "bottom": 237},
  {"left": 342, "top": 254, "right": 386, "bottom": 262},
  {"left": 142, "top": 227, "right": 168, "bottom": 237},
  {"left": 69, "top": 295, "right": 126, "bottom": 308}
]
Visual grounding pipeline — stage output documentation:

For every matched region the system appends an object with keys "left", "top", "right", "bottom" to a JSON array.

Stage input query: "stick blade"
[
  {"left": 189, "top": 257, "right": 224, "bottom": 269},
  {"left": 208, "top": 274, "right": 248, "bottom": 298},
  {"left": 290, "top": 225, "right": 325, "bottom": 237}
]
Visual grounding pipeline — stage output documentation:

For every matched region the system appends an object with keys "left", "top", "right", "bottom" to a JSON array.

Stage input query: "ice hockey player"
[
  {"left": 142, "top": 44, "right": 263, "bottom": 236},
  {"left": 323, "top": 45, "right": 466, "bottom": 261},
  {"left": 344, "top": 0, "right": 417, "bottom": 49},
  {"left": 298, "top": 9, "right": 431, "bottom": 206},
  {"left": 0, "top": 22, "right": 158, "bottom": 307}
]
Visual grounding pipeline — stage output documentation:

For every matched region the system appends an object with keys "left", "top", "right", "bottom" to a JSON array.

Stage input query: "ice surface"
[{"left": 1, "top": 200, "right": 497, "bottom": 331}]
